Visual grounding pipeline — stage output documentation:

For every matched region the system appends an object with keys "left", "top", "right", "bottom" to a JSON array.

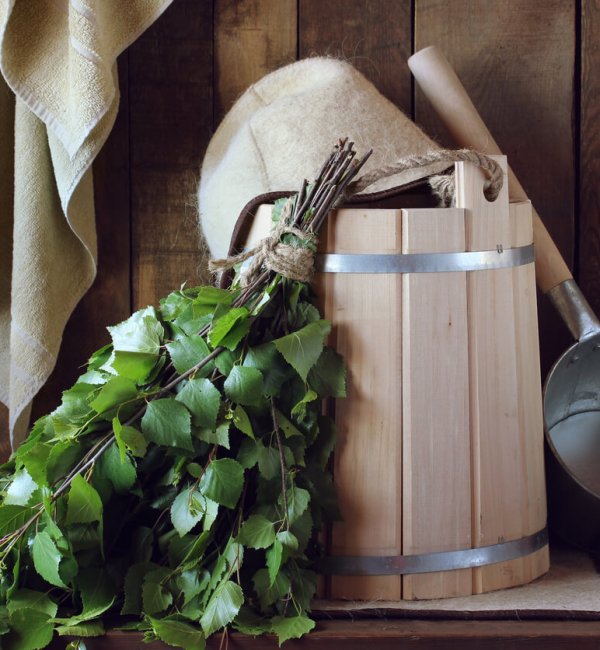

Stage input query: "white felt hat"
[{"left": 198, "top": 57, "right": 445, "bottom": 257}]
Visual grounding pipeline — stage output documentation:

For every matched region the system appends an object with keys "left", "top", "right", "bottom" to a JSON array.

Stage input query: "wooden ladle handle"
[{"left": 408, "top": 45, "right": 572, "bottom": 294}]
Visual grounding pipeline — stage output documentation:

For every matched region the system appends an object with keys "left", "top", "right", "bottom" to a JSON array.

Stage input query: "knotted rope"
[
  {"left": 209, "top": 199, "right": 316, "bottom": 285},
  {"left": 209, "top": 148, "right": 504, "bottom": 285}
]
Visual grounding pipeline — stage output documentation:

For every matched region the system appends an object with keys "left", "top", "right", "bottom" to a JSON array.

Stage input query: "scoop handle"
[{"left": 408, "top": 45, "right": 572, "bottom": 294}]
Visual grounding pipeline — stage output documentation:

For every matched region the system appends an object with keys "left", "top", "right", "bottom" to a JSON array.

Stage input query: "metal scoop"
[{"left": 409, "top": 46, "right": 600, "bottom": 550}]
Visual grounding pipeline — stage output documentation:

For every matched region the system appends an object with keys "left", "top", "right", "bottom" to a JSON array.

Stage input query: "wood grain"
[
  {"left": 129, "top": 0, "right": 213, "bottom": 310},
  {"left": 242, "top": 205, "right": 405, "bottom": 600},
  {"left": 323, "top": 208, "right": 403, "bottom": 601},
  {"left": 580, "top": 0, "right": 600, "bottom": 316},
  {"left": 299, "top": 0, "right": 413, "bottom": 115},
  {"left": 467, "top": 160, "right": 523, "bottom": 594},
  {"left": 510, "top": 200, "right": 550, "bottom": 582},
  {"left": 456, "top": 158, "right": 529, "bottom": 592},
  {"left": 401, "top": 207, "right": 472, "bottom": 599},
  {"left": 51, "top": 620, "right": 600, "bottom": 650},
  {"left": 414, "top": 0, "right": 576, "bottom": 375},
  {"left": 214, "top": 0, "right": 297, "bottom": 124}
]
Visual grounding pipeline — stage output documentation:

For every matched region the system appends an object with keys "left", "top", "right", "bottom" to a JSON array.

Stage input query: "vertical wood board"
[
  {"left": 510, "top": 199, "right": 550, "bottom": 581},
  {"left": 324, "top": 208, "right": 403, "bottom": 601},
  {"left": 401, "top": 207, "right": 472, "bottom": 599},
  {"left": 214, "top": 0, "right": 298, "bottom": 124},
  {"left": 580, "top": 0, "right": 600, "bottom": 315},
  {"left": 456, "top": 158, "right": 527, "bottom": 593},
  {"left": 299, "top": 0, "right": 413, "bottom": 115},
  {"left": 129, "top": 0, "right": 213, "bottom": 309}
]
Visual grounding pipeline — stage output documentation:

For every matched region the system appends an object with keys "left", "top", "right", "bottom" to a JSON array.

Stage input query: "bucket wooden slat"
[
  {"left": 401, "top": 207, "right": 472, "bottom": 599},
  {"left": 322, "top": 209, "right": 404, "bottom": 601},
  {"left": 456, "top": 159, "right": 531, "bottom": 593},
  {"left": 510, "top": 200, "right": 550, "bottom": 581}
]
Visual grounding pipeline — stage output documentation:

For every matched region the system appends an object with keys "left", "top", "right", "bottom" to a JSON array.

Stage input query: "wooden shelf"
[{"left": 51, "top": 619, "right": 600, "bottom": 649}]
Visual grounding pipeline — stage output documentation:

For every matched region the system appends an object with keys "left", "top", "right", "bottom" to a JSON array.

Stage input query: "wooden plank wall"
[{"left": 25, "top": 0, "right": 597, "bottom": 436}]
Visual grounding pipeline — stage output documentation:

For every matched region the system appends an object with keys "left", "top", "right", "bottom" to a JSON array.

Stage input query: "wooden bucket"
[{"left": 245, "top": 157, "right": 549, "bottom": 601}]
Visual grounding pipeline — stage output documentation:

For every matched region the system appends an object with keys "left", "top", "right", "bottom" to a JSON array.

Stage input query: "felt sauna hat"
[{"left": 198, "top": 57, "right": 448, "bottom": 258}]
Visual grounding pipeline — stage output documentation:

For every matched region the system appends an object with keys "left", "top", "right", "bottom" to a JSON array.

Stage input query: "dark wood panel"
[
  {"left": 53, "top": 620, "right": 600, "bottom": 650},
  {"left": 214, "top": 0, "right": 298, "bottom": 125},
  {"left": 128, "top": 166, "right": 210, "bottom": 306},
  {"left": 31, "top": 55, "right": 132, "bottom": 422},
  {"left": 129, "top": 0, "right": 213, "bottom": 309},
  {"left": 580, "top": 0, "right": 600, "bottom": 314},
  {"left": 299, "top": 0, "right": 413, "bottom": 115},
  {"left": 414, "top": 0, "right": 576, "bottom": 375}
]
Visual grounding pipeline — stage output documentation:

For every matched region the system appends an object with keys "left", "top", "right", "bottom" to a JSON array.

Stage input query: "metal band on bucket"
[
  {"left": 319, "top": 527, "right": 548, "bottom": 576},
  {"left": 316, "top": 243, "right": 534, "bottom": 274}
]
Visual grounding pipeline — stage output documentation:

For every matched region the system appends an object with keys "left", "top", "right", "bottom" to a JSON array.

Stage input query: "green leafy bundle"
[{"left": 0, "top": 141, "right": 370, "bottom": 649}]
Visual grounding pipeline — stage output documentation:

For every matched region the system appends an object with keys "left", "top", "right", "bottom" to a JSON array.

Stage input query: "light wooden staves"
[
  {"left": 401, "top": 207, "right": 472, "bottom": 599},
  {"left": 455, "top": 159, "right": 549, "bottom": 592},
  {"left": 243, "top": 157, "right": 548, "bottom": 601},
  {"left": 320, "top": 208, "right": 404, "bottom": 601}
]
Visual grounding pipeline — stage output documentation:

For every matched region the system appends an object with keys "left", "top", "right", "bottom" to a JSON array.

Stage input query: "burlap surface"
[{"left": 314, "top": 545, "right": 600, "bottom": 619}]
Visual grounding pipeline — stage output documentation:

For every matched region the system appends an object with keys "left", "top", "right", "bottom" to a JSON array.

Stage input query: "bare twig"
[{"left": 271, "top": 398, "right": 289, "bottom": 530}]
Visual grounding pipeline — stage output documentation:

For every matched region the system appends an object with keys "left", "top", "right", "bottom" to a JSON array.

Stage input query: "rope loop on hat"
[
  {"left": 347, "top": 148, "right": 503, "bottom": 202},
  {"left": 209, "top": 148, "right": 504, "bottom": 284}
]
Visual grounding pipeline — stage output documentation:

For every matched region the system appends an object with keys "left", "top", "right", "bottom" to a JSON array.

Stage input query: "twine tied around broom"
[
  {"left": 209, "top": 147, "right": 504, "bottom": 286},
  {"left": 209, "top": 198, "right": 316, "bottom": 285}
]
